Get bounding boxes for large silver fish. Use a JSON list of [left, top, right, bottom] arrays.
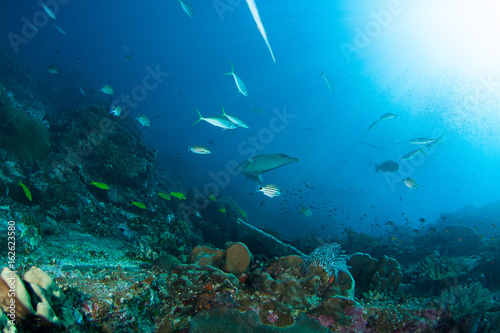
[[238, 153, 298, 183], [245, 0, 276, 63]]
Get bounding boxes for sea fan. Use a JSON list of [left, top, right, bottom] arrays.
[[302, 243, 351, 279]]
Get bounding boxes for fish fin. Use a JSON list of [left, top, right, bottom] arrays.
[[248, 157, 254, 165], [192, 108, 203, 126], [223, 62, 234, 75], [221, 107, 227, 116], [420, 148, 427, 156]]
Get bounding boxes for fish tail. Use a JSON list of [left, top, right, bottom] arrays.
[[223, 62, 234, 75], [319, 66, 324, 76], [420, 148, 427, 156], [192, 108, 203, 126], [221, 106, 227, 116]]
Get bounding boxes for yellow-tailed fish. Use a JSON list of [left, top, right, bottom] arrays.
[[18, 181, 32, 201], [100, 84, 114, 95], [137, 115, 150, 127], [47, 66, 58, 74], [259, 184, 281, 198], [188, 145, 211, 154], [245, 0, 276, 63], [90, 181, 110, 190], [158, 192, 170, 200], [401, 148, 426, 160], [403, 177, 419, 189], [170, 192, 186, 200], [223, 62, 247, 96], [131, 202, 147, 209], [221, 107, 248, 128], [178, 0, 194, 18], [192, 108, 238, 130], [41, 2, 56, 19], [368, 113, 398, 130], [319, 67, 334, 92]]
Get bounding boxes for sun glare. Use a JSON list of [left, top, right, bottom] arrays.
[[410, 0, 500, 75]]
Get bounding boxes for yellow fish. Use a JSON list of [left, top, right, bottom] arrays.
[[158, 192, 170, 200], [90, 181, 110, 190], [218, 208, 226, 214], [170, 192, 186, 200], [208, 194, 217, 201], [131, 202, 147, 209], [18, 181, 32, 201]]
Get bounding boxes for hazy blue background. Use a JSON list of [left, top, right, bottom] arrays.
[[2, 0, 500, 238]]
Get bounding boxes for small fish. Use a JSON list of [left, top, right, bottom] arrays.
[[109, 105, 122, 116], [385, 221, 394, 226], [54, 24, 66, 35], [398, 137, 442, 145], [401, 148, 426, 160], [188, 145, 211, 154], [252, 106, 265, 114], [41, 2, 56, 19], [158, 192, 170, 200], [224, 62, 247, 96], [131, 202, 147, 209], [18, 181, 32, 201], [259, 184, 281, 198], [419, 218, 426, 222], [100, 84, 114, 95], [121, 43, 133, 61], [368, 113, 398, 130], [47, 66, 58, 74], [78, 86, 86, 97], [299, 207, 312, 217], [178, 0, 194, 18], [90, 181, 110, 190], [137, 115, 150, 127], [192, 108, 238, 130], [221, 107, 248, 128], [170, 192, 186, 200], [403, 177, 419, 189], [208, 194, 217, 201], [319, 67, 334, 92], [218, 208, 226, 214]]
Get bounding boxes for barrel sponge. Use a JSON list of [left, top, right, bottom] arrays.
[[0, 106, 50, 160]]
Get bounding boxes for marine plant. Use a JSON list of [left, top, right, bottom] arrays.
[[302, 243, 352, 279]]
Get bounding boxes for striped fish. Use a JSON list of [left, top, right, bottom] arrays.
[[100, 84, 114, 95], [259, 184, 281, 198], [403, 177, 419, 189]]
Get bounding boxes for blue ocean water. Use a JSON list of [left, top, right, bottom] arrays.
[[2, 0, 500, 240]]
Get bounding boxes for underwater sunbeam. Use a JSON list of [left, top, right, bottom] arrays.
[[411, 0, 500, 75]]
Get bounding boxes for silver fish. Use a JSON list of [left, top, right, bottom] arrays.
[[179, 0, 194, 18], [368, 113, 398, 130], [47, 66, 58, 74], [398, 137, 442, 145], [401, 148, 426, 160], [259, 184, 281, 198], [54, 24, 66, 35], [224, 62, 247, 96], [41, 2, 56, 19], [193, 108, 238, 130], [221, 107, 248, 128], [319, 67, 334, 92]]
